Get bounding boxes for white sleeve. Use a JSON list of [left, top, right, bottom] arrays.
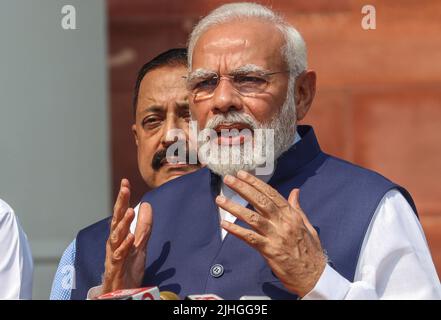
[[0, 199, 34, 299], [303, 189, 441, 300]]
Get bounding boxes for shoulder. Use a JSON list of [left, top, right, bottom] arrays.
[[0, 198, 20, 230], [321, 154, 395, 188], [0, 198, 14, 218], [319, 155, 417, 213], [0, 199, 32, 266], [74, 217, 110, 272], [375, 189, 419, 224], [77, 216, 111, 241]]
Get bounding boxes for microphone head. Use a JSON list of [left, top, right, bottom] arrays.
[[160, 291, 180, 300], [239, 295, 271, 300], [95, 287, 160, 300], [185, 294, 223, 300]]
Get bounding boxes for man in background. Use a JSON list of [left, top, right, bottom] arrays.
[[50, 48, 199, 299]]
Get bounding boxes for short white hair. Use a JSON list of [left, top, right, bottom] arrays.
[[187, 2, 307, 77]]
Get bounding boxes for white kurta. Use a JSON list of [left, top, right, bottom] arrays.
[[0, 199, 33, 299]]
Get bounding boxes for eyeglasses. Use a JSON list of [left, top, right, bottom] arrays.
[[185, 70, 290, 102]]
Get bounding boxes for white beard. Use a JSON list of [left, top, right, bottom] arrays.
[[198, 83, 297, 177]]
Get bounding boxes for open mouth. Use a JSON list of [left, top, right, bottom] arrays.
[[214, 123, 254, 145]]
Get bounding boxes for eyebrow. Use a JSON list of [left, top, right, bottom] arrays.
[[174, 100, 192, 120], [230, 64, 269, 74], [176, 101, 190, 111], [186, 69, 217, 82], [187, 64, 270, 81], [139, 100, 189, 114], [139, 105, 164, 115]]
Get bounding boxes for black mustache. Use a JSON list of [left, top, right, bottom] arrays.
[[151, 143, 196, 171], [152, 149, 168, 171]]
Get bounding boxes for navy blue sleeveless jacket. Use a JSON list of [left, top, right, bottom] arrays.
[[71, 126, 416, 300]]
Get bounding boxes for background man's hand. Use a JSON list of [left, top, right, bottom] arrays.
[[216, 170, 327, 298], [102, 179, 153, 294]]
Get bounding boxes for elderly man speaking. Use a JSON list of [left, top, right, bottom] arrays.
[[73, 3, 440, 299]]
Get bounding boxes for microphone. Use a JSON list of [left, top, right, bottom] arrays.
[[160, 291, 180, 300], [185, 294, 224, 300], [96, 287, 180, 300]]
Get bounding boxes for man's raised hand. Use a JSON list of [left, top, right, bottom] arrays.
[[102, 179, 153, 294]]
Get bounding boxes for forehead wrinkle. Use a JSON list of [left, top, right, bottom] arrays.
[[204, 37, 248, 52], [230, 64, 269, 74], [139, 88, 187, 109], [218, 44, 250, 73], [176, 100, 190, 109], [192, 19, 288, 69], [139, 105, 164, 115], [193, 35, 252, 71]]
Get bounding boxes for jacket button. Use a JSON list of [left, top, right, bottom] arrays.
[[210, 264, 224, 278]]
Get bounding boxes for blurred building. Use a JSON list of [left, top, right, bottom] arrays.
[[0, 0, 109, 298]]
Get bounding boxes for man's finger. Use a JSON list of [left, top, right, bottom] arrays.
[[288, 189, 318, 238], [112, 233, 135, 265], [287, 188, 301, 210], [109, 208, 135, 250], [215, 195, 274, 236], [236, 170, 288, 209], [134, 202, 153, 249], [220, 220, 267, 251], [111, 179, 131, 231], [223, 175, 278, 218]]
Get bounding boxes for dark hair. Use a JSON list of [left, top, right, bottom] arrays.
[[132, 48, 188, 116]]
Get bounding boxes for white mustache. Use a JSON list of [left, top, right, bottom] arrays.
[[205, 111, 258, 131]]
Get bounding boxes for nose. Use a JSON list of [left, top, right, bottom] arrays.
[[210, 77, 243, 115], [161, 115, 184, 148]]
